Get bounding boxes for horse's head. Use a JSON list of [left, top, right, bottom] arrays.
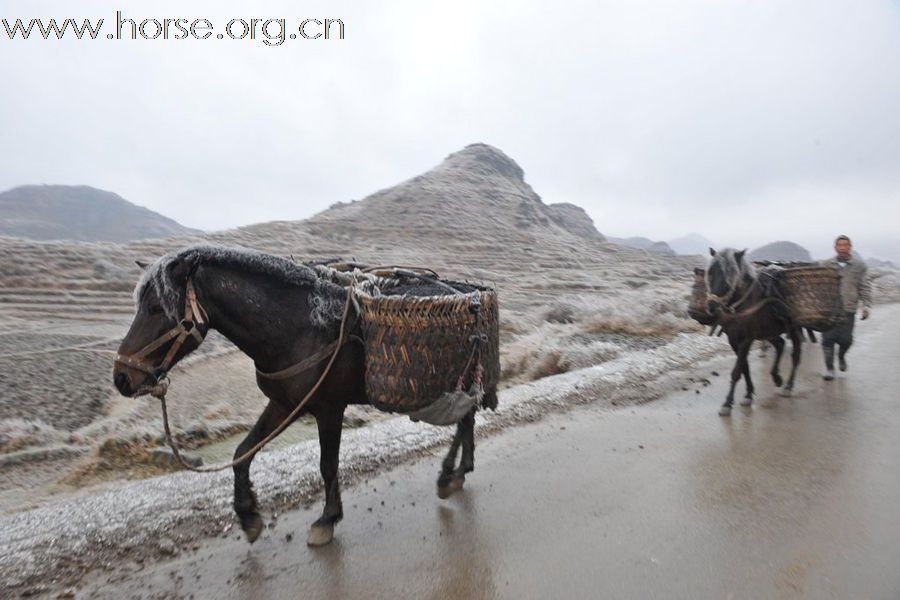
[[706, 247, 751, 313], [113, 255, 208, 397]]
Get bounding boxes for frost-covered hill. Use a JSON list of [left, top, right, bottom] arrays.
[[749, 240, 812, 262], [1, 144, 707, 449], [0, 185, 200, 243], [607, 236, 676, 256]]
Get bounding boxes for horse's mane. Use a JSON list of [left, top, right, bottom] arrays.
[[134, 245, 346, 329]]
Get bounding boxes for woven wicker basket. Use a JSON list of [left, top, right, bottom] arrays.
[[358, 282, 500, 413], [687, 268, 717, 326], [779, 266, 843, 330]]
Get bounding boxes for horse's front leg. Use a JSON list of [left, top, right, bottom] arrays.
[[307, 406, 345, 547], [769, 336, 785, 388], [721, 339, 750, 416], [234, 401, 290, 543], [739, 354, 755, 407], [782, 328, 802, 396]]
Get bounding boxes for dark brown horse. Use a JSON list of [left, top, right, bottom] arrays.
[[705, 248, 803, 416], [113, 246, 487, 546]]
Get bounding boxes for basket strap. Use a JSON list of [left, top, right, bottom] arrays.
[[255, 341, 340, 380]]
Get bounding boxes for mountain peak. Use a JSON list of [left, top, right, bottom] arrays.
[[440, 143, 525, 182], [308, 144, 607, 246], [545, 203, 605, 241]]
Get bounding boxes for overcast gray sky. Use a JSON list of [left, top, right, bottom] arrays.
[[3, 0, 899, 260]]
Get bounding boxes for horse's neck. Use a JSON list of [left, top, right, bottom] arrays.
[[734, 269, 759, 302], [195, 267, 323, 370]]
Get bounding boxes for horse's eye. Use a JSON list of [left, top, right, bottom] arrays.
[[148, 305, 164, 315]]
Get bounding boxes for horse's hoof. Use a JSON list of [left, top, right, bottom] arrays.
[[773, 375, 783, 387], [718, 405, 732, 417], [437, 475, 465, 499], [739, 397, 753, 407], [780, 388, 793, 398], [240, 513, 265, 544], [307, 524, 334, 547]]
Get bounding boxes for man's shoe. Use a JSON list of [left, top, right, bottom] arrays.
[[823, 368, 835, 381], [838, 356, 847, 372]]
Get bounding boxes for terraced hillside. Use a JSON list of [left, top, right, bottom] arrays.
[[2, 143, 897, 510]]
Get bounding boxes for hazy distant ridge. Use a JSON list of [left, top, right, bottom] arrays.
[[0, 185, 200, 243], [749, 240, 812, 262]]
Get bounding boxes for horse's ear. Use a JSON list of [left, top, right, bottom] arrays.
[[709, 247, 717, 257], [735, 249, 747, 262], [135, 260, 150, 270]]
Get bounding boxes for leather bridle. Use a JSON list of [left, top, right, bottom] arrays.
[[706, 268, 793, 324], [115, 280, 208, 387], [707, 278, 758, 314]]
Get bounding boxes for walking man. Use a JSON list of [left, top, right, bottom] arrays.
[[821, 235, 872, 380]]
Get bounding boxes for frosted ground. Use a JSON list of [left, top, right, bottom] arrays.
[[1, 333, 725, 592]]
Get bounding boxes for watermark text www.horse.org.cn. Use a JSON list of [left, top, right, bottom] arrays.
[[2, 11, 345, 46]]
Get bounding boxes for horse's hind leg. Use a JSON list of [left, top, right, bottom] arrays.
[[455, 408, 476, 479], [308, 407, 345, 547], [769, 336, 785, 388], [234, 401, 290, 543], [437, 423, 464, 499], [437, 408, 476, 499]]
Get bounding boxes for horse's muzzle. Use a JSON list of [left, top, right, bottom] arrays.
[[706, 294, 726, 315], [114, 371, 132, 396]]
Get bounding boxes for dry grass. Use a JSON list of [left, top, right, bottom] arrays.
[[501, 322, 623, 384], [497, 288, 706, 385], [62, 441, 168, 486], [542, 292, 704, 337], [582, 314, 696, 337], [557, 341, 621, 371], [0, 419, 68, 454], [60, 421, 253, 485], [531, 349, 566, 379]]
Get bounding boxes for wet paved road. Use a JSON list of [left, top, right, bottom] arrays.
[[84, 305, 900, 599]]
